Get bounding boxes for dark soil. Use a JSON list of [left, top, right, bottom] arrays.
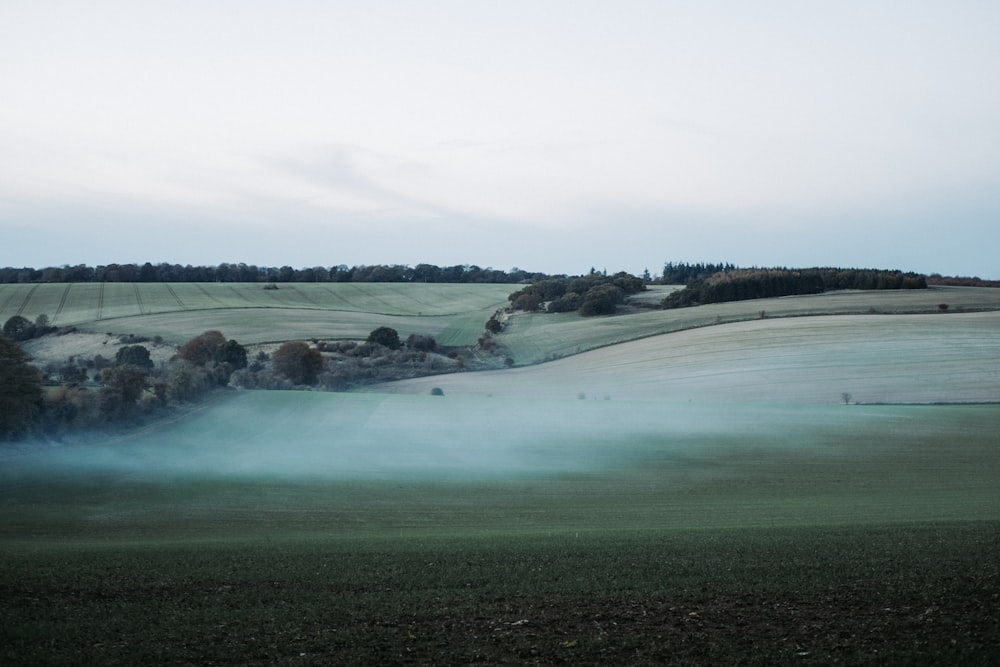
[[3, 524, 999, 665]]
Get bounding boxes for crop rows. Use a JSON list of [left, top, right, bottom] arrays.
[[0, 282, 511, 344]]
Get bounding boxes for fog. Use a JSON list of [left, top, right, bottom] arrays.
[[0, 392, 871, 483]]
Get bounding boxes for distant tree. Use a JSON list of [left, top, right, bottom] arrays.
[[3, 315, 35, 342], [406, 334, 437, 352], [273, 341, 324, 385], [579, 285, 624, 316], [99, 364, 149, 421], [178, 330, 227, 366], [367, 326, 401, 350], [215, 339, 248, 369], [511, 292, 543, 312], [0, 336, 44, 438], [115, 345, 154, 369], [42, 385, 99, 432], [165, 365, 207, 403], [547, 292, 582, 313]]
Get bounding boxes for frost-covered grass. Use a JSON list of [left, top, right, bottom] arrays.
[[389, 312, 1000, 404], [501, 285, 1000, 363]]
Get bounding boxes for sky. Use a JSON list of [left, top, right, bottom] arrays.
[[2, 1, 999, 278]]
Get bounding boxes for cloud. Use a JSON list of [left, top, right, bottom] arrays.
[[258, 143, 446, 221]]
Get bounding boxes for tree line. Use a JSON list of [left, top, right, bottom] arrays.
[[658, 261, 738, 285], [661, 268, 927, 309], [925, 274, 1000, 288], [0, 263, 547, 284]]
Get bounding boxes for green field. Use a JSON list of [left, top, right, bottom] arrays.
[[2, 392, 999, 663], [6, 281, 1000, 354], [3, 283, 1000, 663], [0, 282, 513, 345], [502, 285, 1000, 363], [4, 393, 999, 540], [385, 311, 1000, 404]]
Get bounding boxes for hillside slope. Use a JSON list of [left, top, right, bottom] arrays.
[[379, 312, 1000, 404]]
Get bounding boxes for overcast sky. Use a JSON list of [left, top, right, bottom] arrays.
[[2, 1, 998, 278]]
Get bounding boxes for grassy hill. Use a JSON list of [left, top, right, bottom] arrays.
[[0, 282, 513, 346], [502, 284, 1000, 364], [384, 311, 1000, 404], [7, 281, 1000, 366]]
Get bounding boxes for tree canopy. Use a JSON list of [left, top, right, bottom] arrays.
[[115, 345, 154, 369], [2, 315, 35, 342], [661, 268, 927, 309], [0, 262, 547, 285], [0, 336, 44, 439], [367, 327, 402, 350], [273, 341, 324, 385], [178, 331, 227, 366], [508, 271, 646, 316]]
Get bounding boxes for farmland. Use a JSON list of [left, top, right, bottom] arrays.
[[6, 280, 1000, 361], [503, 284, 1000, 364], [2, 392, 999, 664], [3, 282, 1000, 663], [0, 282, 513, 345], [385, 311, 1000, 404]]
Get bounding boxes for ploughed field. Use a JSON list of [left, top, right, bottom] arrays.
[[3, 283, 1000, 663]]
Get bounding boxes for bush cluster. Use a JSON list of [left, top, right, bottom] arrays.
[[508, 271, 646, 316], [1, 330, 251, 439]]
